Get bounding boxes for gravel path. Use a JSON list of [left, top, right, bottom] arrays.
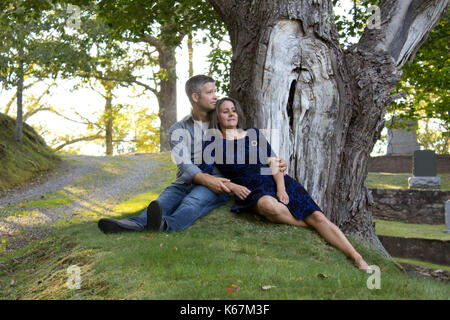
[[0, 154, 166, 253]]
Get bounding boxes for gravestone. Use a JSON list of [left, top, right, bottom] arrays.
[[444, 200, 450, 234], [386, 119, 420, 155], [408, 150, 441, 189]]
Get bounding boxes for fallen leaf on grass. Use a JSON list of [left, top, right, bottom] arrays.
[[317, 273, 328, 279], [10, 279, 15, 287], [226, 284, 240, 293], [160, 243, 164, 248], [140, 234, 155, 239], [259, 285, 276, 291]]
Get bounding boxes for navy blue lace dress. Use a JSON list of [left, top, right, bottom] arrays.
[[198, 128, 322, 220]]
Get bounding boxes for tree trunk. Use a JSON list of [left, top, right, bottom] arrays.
[[158, 44, 177, 152], [188, 32, 194, 77], [209, 0, 448, 255], [104, 86, 114, 156], [15, 46, 24, 143]]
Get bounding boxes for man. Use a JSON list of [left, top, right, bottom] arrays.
[[98, 75, 287, 234]]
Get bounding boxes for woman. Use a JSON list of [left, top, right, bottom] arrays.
[[199, 97, 372, 272]]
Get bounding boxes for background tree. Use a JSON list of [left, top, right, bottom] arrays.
[[209, 0, 448, 254], [0, 1, 58, 142], [93, 0, 225, 151], [0, 0, 97, 142], [334, 1, 449, 153], [389, 12, 449, 153]]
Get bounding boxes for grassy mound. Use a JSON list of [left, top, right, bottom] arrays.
[[1, 153, 448, 300], [0, 113, 60, 192], [1, 200, 449, 299], [1, 158, 449, 299]]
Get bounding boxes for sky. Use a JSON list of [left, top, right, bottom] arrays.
[[1, 1, 396, 156]]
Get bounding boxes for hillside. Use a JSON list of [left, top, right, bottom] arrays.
[[0, 152, 448, 300], [0, 113, 60, 192]]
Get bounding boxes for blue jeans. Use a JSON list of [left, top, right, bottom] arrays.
[[128, 183, 229, 231]]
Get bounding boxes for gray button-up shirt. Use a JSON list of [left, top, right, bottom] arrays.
[[170, 113, 223, 185]]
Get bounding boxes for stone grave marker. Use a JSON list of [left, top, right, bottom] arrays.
[[386, 119, 420, 155], [444, 200, 450, 234], [408, 150, 441, 189]]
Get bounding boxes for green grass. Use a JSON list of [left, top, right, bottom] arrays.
[[20, 198, 72, 208], [1, 205, 449, 299], [394, 257, 450, 272], [1, 154, 449, 299], [374, 219, 450, 241], [0, 113, 60, 192], [367, 172, 450, 190]]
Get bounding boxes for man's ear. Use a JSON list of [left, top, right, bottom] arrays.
[[191, 92, 200, 103]]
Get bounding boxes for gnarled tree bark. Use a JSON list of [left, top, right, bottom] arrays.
[[209, 0, 448, 255]]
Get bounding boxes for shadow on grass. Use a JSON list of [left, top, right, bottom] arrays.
[[2, 199, 450, 300]]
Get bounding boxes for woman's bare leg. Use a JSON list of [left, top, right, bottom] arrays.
[[254, 197, 369, 270], [304, 211, 370, 270], [255, 195, 309, 228]]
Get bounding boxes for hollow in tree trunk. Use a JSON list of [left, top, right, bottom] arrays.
[[209, 0, 448, 255]]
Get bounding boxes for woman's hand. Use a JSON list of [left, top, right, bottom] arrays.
[[230, 183, 251, 201], [277, 189, 289, 205], [268, 157, 287, 176]]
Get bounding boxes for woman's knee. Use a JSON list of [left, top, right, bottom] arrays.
[[306, 211, 329, 225], [256, 196, 280, 219]]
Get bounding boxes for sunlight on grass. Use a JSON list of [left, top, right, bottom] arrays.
[[113, 191, 160, 215], [394, 257, 450, 272], [374, 219, 450, 241], [21, 198, 71, 208], [367, 172, 450, 190], [2, 153, 449, 300]]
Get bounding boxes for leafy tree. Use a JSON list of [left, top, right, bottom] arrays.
[[388, 12, 449, 153], [332, 0, 449, 153], [0, 0, 93, 142], [92, 0, 225, 151]]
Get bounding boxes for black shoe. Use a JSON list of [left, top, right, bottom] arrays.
[[146, 201, 165, 231], [98, 218, 130, 234]]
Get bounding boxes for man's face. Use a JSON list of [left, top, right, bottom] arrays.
[[194, 82, 217, 112]]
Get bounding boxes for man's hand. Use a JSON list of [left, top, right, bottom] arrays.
[[194, 172, 232, 194], [207, 177, 232, 194]]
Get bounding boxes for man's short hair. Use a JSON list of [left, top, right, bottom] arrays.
[[185, 75, 215, 104]]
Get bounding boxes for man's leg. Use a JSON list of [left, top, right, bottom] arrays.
[[164, 185, 229, 231], [98, 183, 188, 233], [127, 183, 190, 228]]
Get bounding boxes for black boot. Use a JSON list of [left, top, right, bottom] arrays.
[[145, 201, 166, 231]]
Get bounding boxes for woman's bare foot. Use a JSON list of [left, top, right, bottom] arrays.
[[354, 254, 371, 271]]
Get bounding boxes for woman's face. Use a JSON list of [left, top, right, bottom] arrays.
[[218, 100, 238, 130]]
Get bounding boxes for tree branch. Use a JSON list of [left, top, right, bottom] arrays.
[[208, 0, 234, 24], [357, 0, 448, 68], [3, 79, 42, 115], [54, 133, 104, 151], [94, 75, 159, 97]]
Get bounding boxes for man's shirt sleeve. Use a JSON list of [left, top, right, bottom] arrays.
[[169, 124, 201, 183]]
